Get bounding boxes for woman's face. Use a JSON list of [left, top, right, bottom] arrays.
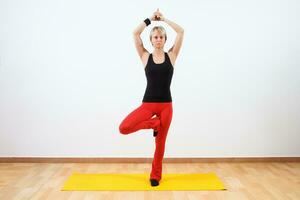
[[151, 30, 166, 48]]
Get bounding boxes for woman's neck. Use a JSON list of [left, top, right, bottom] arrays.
[[152, 48, 164, 55]]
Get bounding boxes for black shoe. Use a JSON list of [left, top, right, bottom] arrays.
[[150, 179, 159, 186], [153, 130, 158, 137]]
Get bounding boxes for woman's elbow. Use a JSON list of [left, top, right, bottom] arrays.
[[133, 30, 141, 36]]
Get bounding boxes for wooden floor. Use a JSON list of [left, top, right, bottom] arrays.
[[0, 162, 299, 200]]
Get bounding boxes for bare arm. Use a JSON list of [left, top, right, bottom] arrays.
[[164, 18, 184, 57], [133, 10, 161, 61], [133, 21, 149, 59]]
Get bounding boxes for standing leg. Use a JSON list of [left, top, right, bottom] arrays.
[[119, 103, 160, 135], [150, 103, 173, 181]]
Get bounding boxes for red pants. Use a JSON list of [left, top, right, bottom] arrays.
[[119, 102, 173, 181]]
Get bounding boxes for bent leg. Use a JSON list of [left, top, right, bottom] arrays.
[[119, 104, 160, 135]]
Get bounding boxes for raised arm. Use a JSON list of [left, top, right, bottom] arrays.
[[133, 12, 161, 65], [155, 10, 184, 59], [133, 21, 149, 59], [165, 18, 184, 57]]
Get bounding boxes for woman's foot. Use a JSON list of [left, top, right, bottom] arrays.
[[151, 117, 161, 137], [150, 179, 159, 186], [153, 129, 158, 137]]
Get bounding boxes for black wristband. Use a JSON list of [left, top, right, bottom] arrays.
[[144, 18, 151, 26]]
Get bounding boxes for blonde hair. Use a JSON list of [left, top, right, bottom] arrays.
[[149, 26, 167, 41]]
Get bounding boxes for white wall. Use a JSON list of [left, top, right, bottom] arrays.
[[0, 0, 299, 157]]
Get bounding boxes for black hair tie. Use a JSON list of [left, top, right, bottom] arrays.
[[144, 18, 151, 26]]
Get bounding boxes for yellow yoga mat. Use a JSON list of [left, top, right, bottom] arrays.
[[61, 172, 226, 191]]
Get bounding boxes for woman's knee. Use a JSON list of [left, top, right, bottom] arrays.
[[119, 123, 130, 134]]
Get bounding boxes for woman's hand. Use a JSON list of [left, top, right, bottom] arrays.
[[150, 8, 165, 21]]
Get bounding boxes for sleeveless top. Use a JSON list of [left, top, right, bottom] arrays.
[[142, 52, 174, 102]]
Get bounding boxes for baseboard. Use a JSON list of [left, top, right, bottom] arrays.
[[0, 157, 299, 163]]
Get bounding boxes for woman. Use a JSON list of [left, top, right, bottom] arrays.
[[119, 9, 184, 187]]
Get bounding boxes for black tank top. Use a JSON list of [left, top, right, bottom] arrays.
[[142, 52, 174, 102]]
